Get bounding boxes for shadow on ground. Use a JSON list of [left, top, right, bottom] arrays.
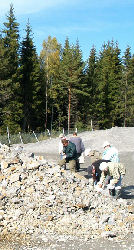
[[122, 185, 134, 199]]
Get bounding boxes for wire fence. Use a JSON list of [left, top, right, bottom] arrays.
[[0, 127, 89, 146], [0, 130, 55, 145]]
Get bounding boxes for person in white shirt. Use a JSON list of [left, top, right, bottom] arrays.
[[102, 141, 119, 163], [59, 133, 66, 159]]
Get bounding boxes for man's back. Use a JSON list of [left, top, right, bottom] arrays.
[[69, 136, 85, 154]]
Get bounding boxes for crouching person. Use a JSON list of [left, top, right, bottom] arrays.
[[90, 159, 111, 186], [58, 139, 77, 173], [98, 162, 126, 198], [86, 149, 110, 186]]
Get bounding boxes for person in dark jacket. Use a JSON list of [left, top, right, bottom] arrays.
[[85, 149, 111, 185], [58, 139, 77, 172], [88, 159, 111, 185], [69, 132, 85, 171]]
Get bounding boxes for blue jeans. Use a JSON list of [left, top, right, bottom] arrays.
[[115, 176, 123, 188]]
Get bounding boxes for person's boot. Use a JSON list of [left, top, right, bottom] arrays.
[[76, 159, 80, 172], [109, 188, 115, 197], [62, 164, 66, 170]]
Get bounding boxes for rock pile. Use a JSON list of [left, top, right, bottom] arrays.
[[0, 144, 133, 242]]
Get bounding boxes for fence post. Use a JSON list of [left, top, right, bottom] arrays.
[[91, 119, 93, 131], [19, 132, 23, 144], [33, 131, 39, 142], [7, 127, 11, 146], [47, 129, 51, 139]]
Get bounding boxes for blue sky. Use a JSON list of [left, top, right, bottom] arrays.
[[0, 0, 134, 61]]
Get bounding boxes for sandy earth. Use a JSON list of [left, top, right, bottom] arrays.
[[3, 127, 134, 250]]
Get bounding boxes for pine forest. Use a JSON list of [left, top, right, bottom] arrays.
[[0, 4, 134, 135]]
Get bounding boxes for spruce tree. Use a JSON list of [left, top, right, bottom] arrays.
[[19, 20, 41, 131], [1, 4, 21, 133], [84, 46, 98, 129], [128, 56, 134, 126], [96, 40, 122, 128], [71, 39, 86, 129], [0, 35, 10, 132], [122, 47, 134, 126]]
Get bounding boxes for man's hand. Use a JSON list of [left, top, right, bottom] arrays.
[[62, 154, 66, 159], [98, 183, 102, 188]]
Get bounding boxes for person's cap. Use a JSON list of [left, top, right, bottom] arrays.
[[59, 133, 64, 138], [62, 136, 66, 140], [99, 162, 108, 171], [103, 141, 110, 148]]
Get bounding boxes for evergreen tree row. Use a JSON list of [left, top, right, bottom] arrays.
[[0, 4, 134, 134]]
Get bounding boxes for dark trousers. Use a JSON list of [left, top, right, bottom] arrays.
[[76, 153, 81, 171]]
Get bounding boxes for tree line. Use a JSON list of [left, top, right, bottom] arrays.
[[0, 4, 134, 134]]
